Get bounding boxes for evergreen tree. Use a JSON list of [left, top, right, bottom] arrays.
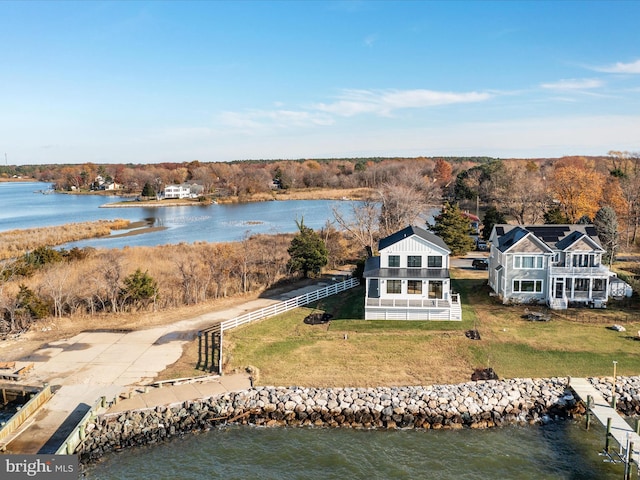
[[428, 202, 475, 255], [593, 206, 619, 266], [121, 269, 158, 309], [287, 218, 328, 278], [481, 206, 506, 241], [543, 205, 570, 224], [141, 182, 156, 198], [16, 284, 50, 320]]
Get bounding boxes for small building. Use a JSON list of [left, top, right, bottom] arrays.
[[488, 224, 627, 309], [363, 225, 462, 320]]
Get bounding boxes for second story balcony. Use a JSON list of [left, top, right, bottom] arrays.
[[549, 264, 610, 277]]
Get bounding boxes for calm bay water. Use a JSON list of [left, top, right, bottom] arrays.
[[0, 182, 353, 248], [1, 182, 623, 478], [83, 423, 622, 479]]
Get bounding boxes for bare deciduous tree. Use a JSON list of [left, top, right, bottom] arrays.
[[40, 266, 71, 318], [491, 162, 548, 224], [332, 200, 380, 254]]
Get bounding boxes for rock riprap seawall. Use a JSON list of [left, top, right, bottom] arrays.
[[589, 376, 640, 416], [80, 377, 584, 461]]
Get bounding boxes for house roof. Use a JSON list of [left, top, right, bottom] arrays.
[[378, 225, 450, 252], [492, 224, 604, 252]]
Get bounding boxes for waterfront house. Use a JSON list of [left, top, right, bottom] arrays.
[[488, 224, 626, 309], [163, 183, 204, 199], [363, 225, 462, 320]]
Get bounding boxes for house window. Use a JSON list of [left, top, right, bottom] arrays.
[[572, 254, 595, 267], [407, 256, 422, 268], [386, 280, 402, 294], [513, 280, 543, 293], [388, 255, 400, 267], [428, 280, 443, 299], [427, 256, 442, 268], [407, 280, 422, 294], [514, 255, 543, 269]]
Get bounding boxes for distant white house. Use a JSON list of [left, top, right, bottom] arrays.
[[362, 225, 462, 321], [163, 183, 204, 199]]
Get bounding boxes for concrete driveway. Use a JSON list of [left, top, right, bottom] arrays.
[[6, 280, 332, 453]]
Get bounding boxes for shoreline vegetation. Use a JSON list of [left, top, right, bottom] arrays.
[[101, 186, 376, 207], [0, 219, 132, 261]]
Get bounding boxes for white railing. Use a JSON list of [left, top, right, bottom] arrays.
[[219, 277, 360, 333], [365, 293, 459, 310], [550, 265, 610, 277]]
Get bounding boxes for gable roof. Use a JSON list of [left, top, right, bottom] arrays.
[[378, 225, 450, 252], [492, 224, 604, 252]]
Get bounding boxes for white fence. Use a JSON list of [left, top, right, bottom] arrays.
[[219, 277, 360, 333]]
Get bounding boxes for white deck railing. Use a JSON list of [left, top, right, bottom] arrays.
[[365, 292, 460, 310], [549, 265, 610, 277]]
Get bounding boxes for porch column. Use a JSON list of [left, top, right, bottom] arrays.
[[570, 277, 575, 300], [588, 278, 593, 301]]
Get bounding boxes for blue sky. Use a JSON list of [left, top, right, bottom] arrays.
[[2, 1, 640, 165]]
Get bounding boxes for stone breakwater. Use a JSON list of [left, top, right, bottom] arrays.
[[80, 377, 582, 461], [589, 376, 640, 416]]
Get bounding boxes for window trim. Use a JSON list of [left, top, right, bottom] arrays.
[[428, 280, 443, 299], [407, 255, 422, 268], [386, 279, 402, 294], [427, 255, 443, 268], [513, 255, 544, 270], [512, 279, 543, 293], [407, 280, 422, 295]]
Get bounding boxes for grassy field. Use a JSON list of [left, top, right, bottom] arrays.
[[213, 265, 640, 387]]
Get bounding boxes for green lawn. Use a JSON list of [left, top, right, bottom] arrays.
[[224, 274, 640, 387]]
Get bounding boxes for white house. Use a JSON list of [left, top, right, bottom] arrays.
[[363, 225, 462, 320], [163, 183, 204, 199], [488, 224, 628, 309]]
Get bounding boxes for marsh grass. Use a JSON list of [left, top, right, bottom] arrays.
[[0, 219, 130, 260]]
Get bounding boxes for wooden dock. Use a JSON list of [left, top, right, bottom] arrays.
[[570, 377, 640, 463]]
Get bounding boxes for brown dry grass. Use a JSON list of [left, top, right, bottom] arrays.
[[0, 220, 130, 260]]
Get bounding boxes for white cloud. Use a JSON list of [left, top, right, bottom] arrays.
[[218, 109, 334, 130], [314, 88, 492, 117], [540, 78, 603, 90], [215, 88, 492, 131], [595, 59, 640, 74]]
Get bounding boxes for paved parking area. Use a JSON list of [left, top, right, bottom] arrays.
[[6, 281, 331, 453]]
